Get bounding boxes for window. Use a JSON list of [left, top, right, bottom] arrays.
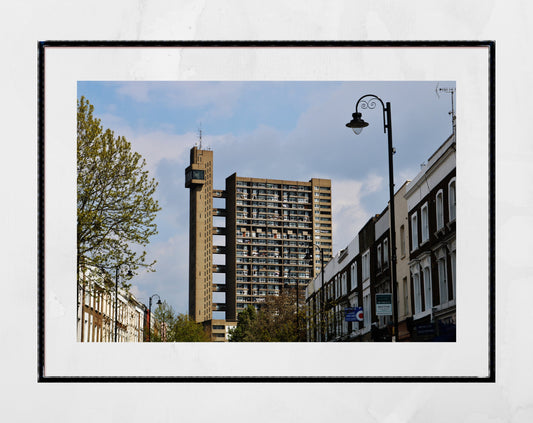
[[350, 262, 357, 290], [421, 203, 429, 243], [412, 271, 422, 314], [449, 178, 456, 222], [383, 238, 389, 266], [423, 266, 432, 310], [362, 250, 370, 281], [450, 241, 456, 301], [377, 244, 382, 269], [342, 272, 348, 294], [436, 190, 444, 230], [400, 225, 406, 257], [438, 257, 448, 305], [411, 213, 419, 251], [403, 277, 409, 315]]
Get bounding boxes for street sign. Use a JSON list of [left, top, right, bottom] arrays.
[[345, 307, 364, 322], [375, 293, 392, 316]]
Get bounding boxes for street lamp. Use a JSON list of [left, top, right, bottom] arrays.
[[305, 244, 325, 341], [148, 294, 162, 342], [346, 94, 399, 342], [114, 264, 133, 342]]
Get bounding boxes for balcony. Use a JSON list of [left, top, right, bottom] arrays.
[[213, 264, 227, 273], [213, 227, 227, 235], [212, 303, 227, 312], [213, 284, 227, 292]]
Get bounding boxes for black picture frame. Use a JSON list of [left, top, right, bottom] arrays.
[[38, 40, 495, 383]]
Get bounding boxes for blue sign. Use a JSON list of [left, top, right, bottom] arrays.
[[345, 307, 364, 322]]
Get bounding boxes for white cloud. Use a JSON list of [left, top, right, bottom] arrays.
[[331, 175, 382, 252], [115, 81, 245, 120], [116, 84, 152, 102], [167, 82, 245, 120], [398, 167, 418, 185], [133, 131, 193, 171], [363, 173, 384, 194], [129, 285, 142, 300], [130, 232, 190, 312], [95, 111, 208, 178]]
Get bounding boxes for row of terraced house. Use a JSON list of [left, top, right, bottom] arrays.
[[306, 133, 456, 342], [77, 266, 161, 342]]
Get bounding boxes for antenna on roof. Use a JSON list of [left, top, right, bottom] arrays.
[[198, 124, 203, 150], [436, 83, 456, 136]]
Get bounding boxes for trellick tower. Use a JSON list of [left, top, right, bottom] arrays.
[[186, 145, 333, 341]]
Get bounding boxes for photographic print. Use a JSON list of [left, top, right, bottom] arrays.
[[76, 80, 456, 344], [39, 42, 493, 380]]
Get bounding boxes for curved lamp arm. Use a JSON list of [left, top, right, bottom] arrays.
[[346, 94, 389, 134]]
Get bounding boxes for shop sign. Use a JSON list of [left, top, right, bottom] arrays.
[[376, 293, 392, 316]]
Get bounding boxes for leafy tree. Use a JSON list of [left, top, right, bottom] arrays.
[[150, 301, 176, 342], [168, 314, 210, 342], [228, 305, 257, 342], [229, 290, 307, 342], [77, 96, 161, 288], [149, 301, 209, 342]]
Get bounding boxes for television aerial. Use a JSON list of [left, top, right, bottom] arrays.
[[435, 82, 456, 136]]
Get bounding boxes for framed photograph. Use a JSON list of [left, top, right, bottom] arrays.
[[38, 41, 494, 381]]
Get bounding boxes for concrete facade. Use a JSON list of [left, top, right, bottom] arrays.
[[186, 146, 332, 340]]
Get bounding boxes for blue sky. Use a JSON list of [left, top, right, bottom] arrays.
[[78, 81, 455, 316]]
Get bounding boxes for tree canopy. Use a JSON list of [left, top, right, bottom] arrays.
[[168, 314, 210, 342], [227, 305, 258, 342], [150, 301, 209, 342], [77, 96, 161, 286], [229, 290, 306, 342]]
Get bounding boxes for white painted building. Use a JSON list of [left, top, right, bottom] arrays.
[[405, 134, 456, 341], [77, 266, 147, 342]]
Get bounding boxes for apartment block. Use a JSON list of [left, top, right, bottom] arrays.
[[185, 146, 332, 340]]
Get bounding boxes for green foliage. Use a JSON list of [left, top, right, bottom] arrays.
[[149, 301, 209, 342], [149, 301, 174, 342], [229, 290, 307, 342], [168, 314, 210, 342], [77, 96, 161, 287], [228, 305, 257, 342]]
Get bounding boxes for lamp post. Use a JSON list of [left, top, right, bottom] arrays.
[[114, 264, 133, 342], [305, 243, 325, 341], [346, 94, 399, 342], [148, 294, 162, 342]]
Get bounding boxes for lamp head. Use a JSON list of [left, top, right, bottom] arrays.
[[346, 112, 369, 135]]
